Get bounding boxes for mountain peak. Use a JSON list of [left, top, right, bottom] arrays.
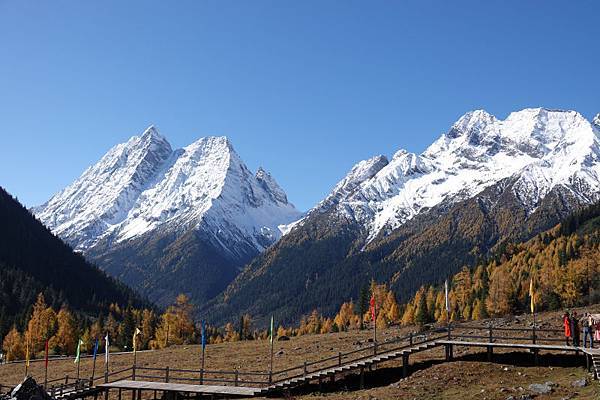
[[449, 109, 497, 138], [256, 167, 289, 204], [593, 113, 600, 129]]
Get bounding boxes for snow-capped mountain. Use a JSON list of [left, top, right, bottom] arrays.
[[35, 126, 301, 254], [205, 108, 600, 325], [297, 108, 600, 244], [34, 127, 301, 306]]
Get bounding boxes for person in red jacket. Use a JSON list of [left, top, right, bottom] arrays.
[[563, 312, 572, 346]]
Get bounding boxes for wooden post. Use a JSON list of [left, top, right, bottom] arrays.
[[338, 352, 342, 367], [409, 332, 413, 346], [445, 344, 450, 361], [104, 370, 109, 384], [165, 366, 170, 383], [488, 326, 493, 343], [303, 361, 307, 377], [318, 375, 322, 392], [586, 354, 591, 372], [532, 313, 537, 345], [449, 344, 454, 360], [104, 388, 109, 400], [200, 342, 205, 385], [234, 370, 239, 386], [402, 354, 409, 378], [118, 388, 122, 400], [359, 366, 364, 389], [132, 364, 136, 381], [487, 346, 493, 362]]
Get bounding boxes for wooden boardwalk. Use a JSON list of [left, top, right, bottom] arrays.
[[98, 380, 262, 397], [3, 321, 599, 399]]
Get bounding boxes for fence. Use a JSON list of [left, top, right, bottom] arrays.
[[0, 318, 584, 393]]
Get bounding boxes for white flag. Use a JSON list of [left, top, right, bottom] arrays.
[[444, 279, 450, 313], [105, 333, 110, 366]]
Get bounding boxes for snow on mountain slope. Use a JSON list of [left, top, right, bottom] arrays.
[[297, 108, 600, 244], [34, 126, 173, 249], [35, 128, 301, 255]]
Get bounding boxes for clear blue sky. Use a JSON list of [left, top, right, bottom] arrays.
[[1, 1, 598, 211]]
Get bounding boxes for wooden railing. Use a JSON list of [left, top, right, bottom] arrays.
[[270, 329, 448, 384], [0, 318, 581, 392]]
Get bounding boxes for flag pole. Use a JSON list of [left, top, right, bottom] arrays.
[[44, 339, 49, 388], [91, 339, 98, 384], [104, 333, 110, 383], [200, 321, 206, 384], [269, 316, 274, 383], [24, 334, 29, 377]]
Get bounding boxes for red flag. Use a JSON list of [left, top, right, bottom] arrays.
[[369, 294, 376, 322], [45, 340, 49, 368]]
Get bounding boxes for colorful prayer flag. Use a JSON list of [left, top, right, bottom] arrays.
[[104, 333, 110, 366], [369, 293, 376, 322], [25, 335, 30, 368], [92, 338, 99, 361], [74, 338, 84, 364], [445, 279, 450, 313], [133, 328, 141, 352], [529, 277, 535, 314]]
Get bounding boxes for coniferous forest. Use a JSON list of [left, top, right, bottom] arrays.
[[2, 177, 599, 363], [0, 186, 145, 339]]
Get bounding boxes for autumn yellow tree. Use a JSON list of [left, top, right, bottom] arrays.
[[2, 326, 25, 361], [26, 293, 58, 355], [153, 294, 195, 347], [51, 306, 78, 355]]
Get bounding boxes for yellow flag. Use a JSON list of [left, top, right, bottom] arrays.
[[25, 335, 30, 367], [529, 278, 535, 313], [133, 328, 141, 352]]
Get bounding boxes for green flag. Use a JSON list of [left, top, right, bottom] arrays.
[[74, 338, 84, 364], [269, 316, 274, 344]]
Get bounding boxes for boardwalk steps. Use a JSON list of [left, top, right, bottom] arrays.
[[262, 341, 441, 393], [589, 351, 600, 380], [7, 321, 600, 399]]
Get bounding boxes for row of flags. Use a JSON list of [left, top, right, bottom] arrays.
[[25, 279, 537, 378]]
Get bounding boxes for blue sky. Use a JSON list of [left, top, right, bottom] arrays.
[[1, 1, 598, 211]]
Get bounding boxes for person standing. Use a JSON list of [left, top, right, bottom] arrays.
[[563, 312, 572, 346], [594, 317, 600, 349], [581, 313, 593, 348], [571, 311, 580, 347]]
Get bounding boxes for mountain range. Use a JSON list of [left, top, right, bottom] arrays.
[[34, 108, 600, 324], [205, 108, 600, 324], [34, 128, 301, 306]]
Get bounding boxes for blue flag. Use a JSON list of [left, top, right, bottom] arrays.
[[92, 338, 99, 360], [201, 320, 207, 350]]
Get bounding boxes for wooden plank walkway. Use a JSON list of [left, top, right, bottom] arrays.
[[98, 380, 263, 397], [437, 340, 587, 352]]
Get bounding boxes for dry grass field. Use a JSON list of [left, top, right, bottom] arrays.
[[1, 306, 599, 399]]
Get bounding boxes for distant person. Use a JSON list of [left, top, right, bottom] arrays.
[[563, 312, 572, 346], [571, 311, 580, 347], [594, 314, 600, 343], [581, 312, 594, 348]]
